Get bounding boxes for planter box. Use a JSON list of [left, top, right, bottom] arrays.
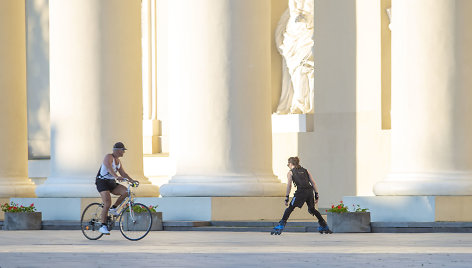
[[327, 212, 371, 233], [150, 212, 163, 231], [3, 212, 42, 230], [121, 212, 163, 231]]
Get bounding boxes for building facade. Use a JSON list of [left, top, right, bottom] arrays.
[[1, 0, 472, 222]]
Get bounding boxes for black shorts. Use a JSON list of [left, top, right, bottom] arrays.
[[289, 188, 314, 208], [95, 178, 119, 192]]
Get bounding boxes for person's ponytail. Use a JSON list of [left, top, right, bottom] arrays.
[[288, 156, 301, 169]]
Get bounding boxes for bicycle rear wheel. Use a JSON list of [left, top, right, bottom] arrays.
[[81, 202, 104, 240], [119, 202, 153, 241]]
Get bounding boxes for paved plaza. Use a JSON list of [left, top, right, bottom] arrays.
[[0, 230, 472, 267]]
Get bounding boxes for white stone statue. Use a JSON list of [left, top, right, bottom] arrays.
[[275, 0, 314, 114]]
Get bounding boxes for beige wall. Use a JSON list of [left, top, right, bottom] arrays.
[[306, 0, 357, 208]]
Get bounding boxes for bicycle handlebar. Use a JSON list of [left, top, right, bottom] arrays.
[[121, 178, 139, 187]]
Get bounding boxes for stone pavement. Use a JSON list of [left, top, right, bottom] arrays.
[[1, 231, 472, 267]]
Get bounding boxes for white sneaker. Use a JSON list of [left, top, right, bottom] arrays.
[[109, 207, 119, 216], [99, 225, 110, 235]]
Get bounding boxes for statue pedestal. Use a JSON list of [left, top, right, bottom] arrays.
[[271, 114, 313, 133]]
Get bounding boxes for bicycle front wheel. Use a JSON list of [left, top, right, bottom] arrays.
[[81, 202, 104, 240], [119, 202, 153, 241]]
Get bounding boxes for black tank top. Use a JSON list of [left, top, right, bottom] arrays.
[[291, 167, 312, 189]]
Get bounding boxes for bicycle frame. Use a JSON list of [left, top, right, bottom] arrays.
[[107, 179, 138, 229]]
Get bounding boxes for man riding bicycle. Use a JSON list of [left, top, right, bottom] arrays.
[[95, 142, 139, 234]]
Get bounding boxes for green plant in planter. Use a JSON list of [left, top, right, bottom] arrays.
[[1, 202, 36, 213], [352, 204, 369, 212], [326, 201, 349, 213], [326, 201, 368, 213], [126, 204, 158, 213], [148, 205, 158, 213]]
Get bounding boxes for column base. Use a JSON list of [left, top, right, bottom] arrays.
[[36, 176, 159, 197], [374, 172, 472, 195], [0, 178, 36, 197], [344, 195, 472, 222], [160, 175, 286, 197]]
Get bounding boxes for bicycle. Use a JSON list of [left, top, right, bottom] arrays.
[[80, 179, 153, 241]]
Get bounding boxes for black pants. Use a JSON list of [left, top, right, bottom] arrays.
[[281, 189, 326, 227]]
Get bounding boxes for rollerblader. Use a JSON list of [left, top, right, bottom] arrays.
[[271, 156, 332, 235]]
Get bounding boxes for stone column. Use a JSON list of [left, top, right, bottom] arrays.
[[160, 0, 285, 196], [0, 1, 36, 197], [374, 0, 472, 195], [36, 0, 159, 197]]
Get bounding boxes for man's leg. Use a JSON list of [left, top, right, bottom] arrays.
[[99, 191, 111, 224], [111, 184, 128, 207]]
